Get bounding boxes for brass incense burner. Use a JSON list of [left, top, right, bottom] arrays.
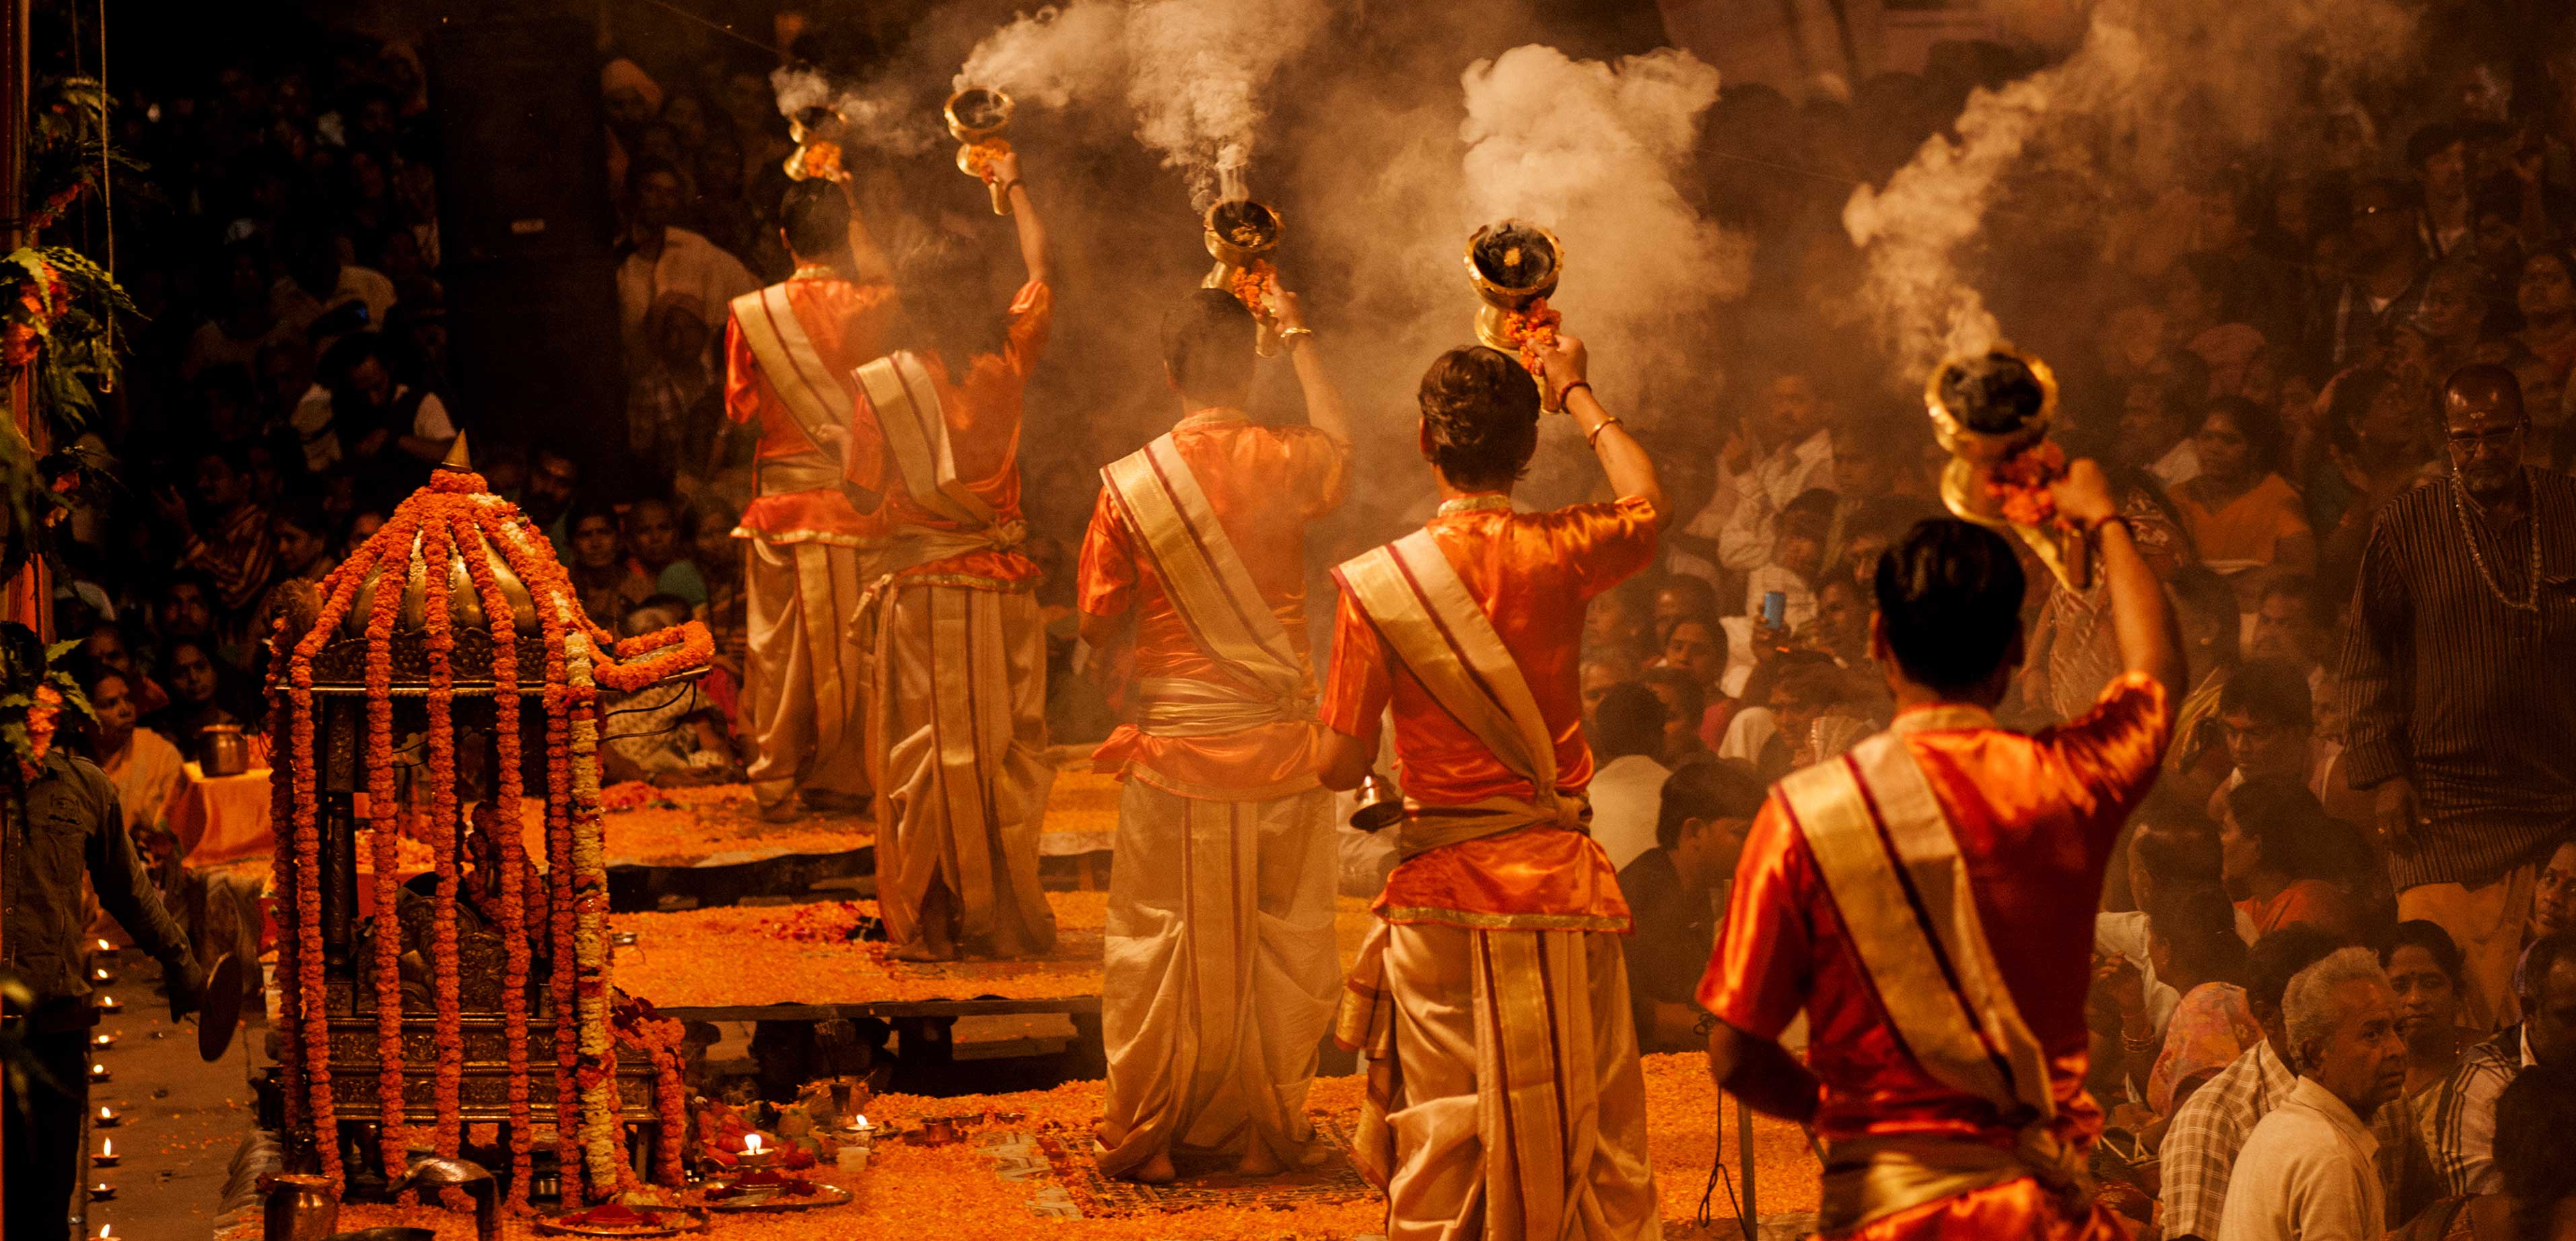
[[944, 87, 1015, 215], [1202, 197, 1286, 356], [1925, 345, 2091, 591], [783, 106, 850, 185], [1465, 220, 1566, 410]]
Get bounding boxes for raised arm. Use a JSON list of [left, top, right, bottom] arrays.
[[2051, 459, 2184, 697], [1534, 335, 1665, 526], [837, 178, 895, 286], [989, 149, 1049, 287], [1269, 290, 1351, 446]]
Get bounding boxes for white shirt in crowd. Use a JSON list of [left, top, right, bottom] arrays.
[[1587, 753, 1672, 871], [2215, 1076, 2386, 1241], [289, 383, 455, 474], [1671, 428, 1834, 584], [616, 226, 757, 372], [2151, 437, 2202, 491], [1712, 428, 1836, 572]]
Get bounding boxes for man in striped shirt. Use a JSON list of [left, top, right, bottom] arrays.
[[2421, 929, 2576, 1195], [2339, 364, 2576, 1032]]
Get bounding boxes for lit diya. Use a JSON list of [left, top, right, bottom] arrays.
[[88, 1182, 114, 1201], [94, 993, 120, 1015], [697, 1133, 852, 1211], [94, 1137, 118, 1167], [90, 967, 113, 984], [91, 1032, 116, 1050], [95, 1104, 120, 1127], [88, 1062, 110, 1083]]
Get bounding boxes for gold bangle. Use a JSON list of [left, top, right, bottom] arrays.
[[1585, 415, 1624, 448]]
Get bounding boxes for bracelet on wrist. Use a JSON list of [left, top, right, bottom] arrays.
[[1585, 414, 1624, 448], [1560, 380, 1594, 403]]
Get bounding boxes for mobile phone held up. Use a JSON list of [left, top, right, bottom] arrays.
[[1762, 590, 1787, 631]]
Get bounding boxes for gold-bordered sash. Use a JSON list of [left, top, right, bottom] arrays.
[[1101, 434, 1307, 714], [856, 350, 998, 531], [730, 285, 854, 470], [1777, 730, 2056, 1120], [1335, 529, 1584, 856]]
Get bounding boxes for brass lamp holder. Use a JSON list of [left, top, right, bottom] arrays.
[[1925, 345, 2092, 592], [1202, 198, 1286, 357], [945, 87, 1016, 216], [1465, 220, 1566, 411]]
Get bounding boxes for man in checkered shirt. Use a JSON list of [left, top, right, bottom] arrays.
[[2159, 926, 2433, 1239]]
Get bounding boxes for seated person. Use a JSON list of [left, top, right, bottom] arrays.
[[84, 668, 185, 838], [2171, 396, 2315, 605], [623, 496, 709, 611], [146, 637, 243, 766], [1741, 487, 1836, 638], [2222, 774, 2367, 943], [566, 500, 653, 629], [1640, 666, 1710, 768], [1617, 758, 1766, 1053], [2095, 803, 2224, 1073], [1657, 618, 1738, 750]]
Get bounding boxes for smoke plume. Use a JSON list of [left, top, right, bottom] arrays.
[[955, 0, 1327, 207], [1844, 0, 2416, 384], [1459, 46, 1745, 369], [770, 65, 940, 157]]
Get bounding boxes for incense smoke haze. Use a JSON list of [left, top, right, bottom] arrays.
[[1844, 0, 2418, 384], [771, 65, 939, 157], [724, 0, 1747, 506], [956, 0, 1328, 207]]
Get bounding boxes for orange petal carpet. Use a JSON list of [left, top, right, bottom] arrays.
[[254, 1054, 1817, 1240]]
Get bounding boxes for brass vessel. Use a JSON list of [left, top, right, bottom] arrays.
[[1924, 345, 2091, 591], [944, 87, 1016, 216], [1202, 198, 1286, 357], [784, 106, 850, 185], [1464, 220, 1565, 409]]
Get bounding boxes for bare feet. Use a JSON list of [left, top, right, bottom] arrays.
[[1235, 1143, 1284, 1178], [1126, 1151, 1176, 1184], [757, 800, 800, 824]]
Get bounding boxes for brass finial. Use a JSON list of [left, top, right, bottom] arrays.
[[438, 430, 473, 473]]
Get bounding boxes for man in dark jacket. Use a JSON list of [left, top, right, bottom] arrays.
[[5, 744, 201, 1241]]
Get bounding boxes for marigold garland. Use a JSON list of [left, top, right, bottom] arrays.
[[1502, 296, 1562, 377], [421, 518, 466, 1162], [365, 512, 414, 1186], [461, 524, 538, 1211], [265, 661, 305, 1140], [269, 467, 709, 1203], [1225, 259, 1276, 319]]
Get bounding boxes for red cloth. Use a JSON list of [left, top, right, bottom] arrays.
[[1319, 495, 1660, 928], [1698, 673, 2171, 1152], [862, 279, 1051, 588], [1076, 410, 1349, 797], [2235, 877, 2361, 941], [1840, 1178, 2134, 1241], [722, 276, 899, 543]]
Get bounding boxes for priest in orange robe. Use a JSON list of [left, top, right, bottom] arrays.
[[855, 149, 1057, 961], [1699, 465, 2183, 1241], [723, 178, 898, 821], [1078, 286, 1354, 1182], [1317, 337, 1666, 1239]]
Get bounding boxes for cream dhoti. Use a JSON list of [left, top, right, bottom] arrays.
[[1341, 918, 1659, 1240], [867, 577, 1056, 958], [1096, 778, 1337, 1172], [740, 531, 872, 809]]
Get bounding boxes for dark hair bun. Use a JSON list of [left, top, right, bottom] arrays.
[[1418, 347, 1540, 490]]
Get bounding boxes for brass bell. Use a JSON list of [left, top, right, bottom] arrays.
[[1349, 771, 1404, 833]]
